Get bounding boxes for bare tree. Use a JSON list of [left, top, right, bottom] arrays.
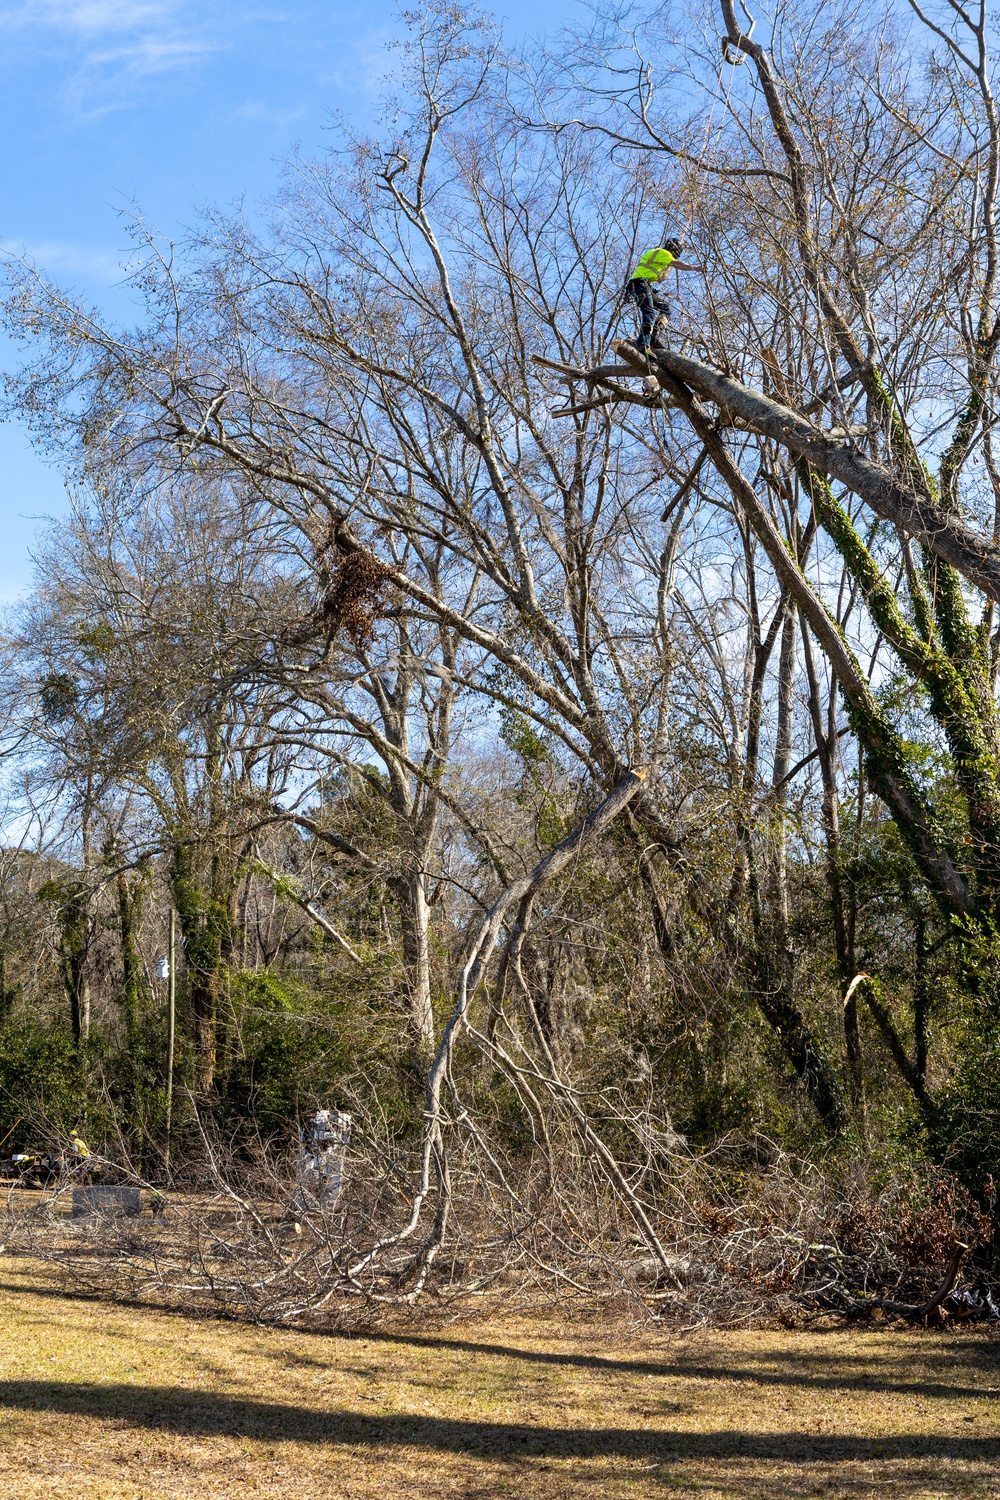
[[3, 479, 302, 1087], [10, 0, 998, 1139]]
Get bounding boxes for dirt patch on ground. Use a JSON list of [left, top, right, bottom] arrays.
[[0, 1256, 999, 1497]]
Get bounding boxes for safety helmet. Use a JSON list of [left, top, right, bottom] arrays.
[[662, 237, 684, 257]]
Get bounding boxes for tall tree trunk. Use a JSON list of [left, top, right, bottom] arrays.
[[394, 863, 435, 1055], [0, 953, 14, 1023], [172, 840, 232, 1095], [374, 624, 455, 1060], [772, 600, 796, 927], [749, 955, 847, 1133], [915, 915, 930, 1088], [801, 619, 864, 1117], [116, 868, 146, 1050], [70, 795, 95, 1044], [48, 878, 91, 1048], [735, 581, 845, 1134]]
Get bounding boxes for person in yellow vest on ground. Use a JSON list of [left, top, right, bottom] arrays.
[[68, 1129, 92, 1181], [625, 237, 703, 355], [68, 1129, 89, 1159]]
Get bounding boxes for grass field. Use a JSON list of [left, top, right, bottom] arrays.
[[1, 1257, 999, 1498]]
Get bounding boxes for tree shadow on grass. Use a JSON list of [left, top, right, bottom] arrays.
[[3, 1276, 998, 1405], [1, 1379, 999, 1470], [360, 1329, 1000, 1404]]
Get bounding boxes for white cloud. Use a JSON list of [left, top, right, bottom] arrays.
[[0, 0, 219, 114], [9, 238, 130, 280], [0, 0, 173, 34], [63, 33, 216, 116], [314, 23, 398, 103], [229, 96, 307, 128], [89, 33, 213, 75]]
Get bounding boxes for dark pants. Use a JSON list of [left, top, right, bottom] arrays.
[[626, 278, 670, 350]]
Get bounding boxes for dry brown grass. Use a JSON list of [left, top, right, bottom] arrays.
[[0, 1257, 999, 1498]]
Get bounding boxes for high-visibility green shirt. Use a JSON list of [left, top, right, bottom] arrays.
[[632, 248, 676, 281]]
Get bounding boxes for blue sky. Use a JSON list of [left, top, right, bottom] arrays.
[[0, 0, 583, 601]]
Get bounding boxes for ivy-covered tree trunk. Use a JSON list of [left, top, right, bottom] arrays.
[[171, 840, 235, 1094], [64, 885, 91, 1046], [115, 862, 148, 1050], [747, 942, 847, 1135], [800, 621, 864, 1115], [39, 877, 92, 1046]]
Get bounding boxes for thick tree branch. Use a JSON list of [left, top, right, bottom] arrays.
[[620, 342, 1000, 601]]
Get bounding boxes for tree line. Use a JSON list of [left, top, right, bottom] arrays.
[[2, 0, 999, 1204]]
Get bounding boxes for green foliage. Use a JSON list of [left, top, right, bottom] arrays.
[[77, 622, 117, 660], [211, 965, 416, 1144], [39, 671, 76, 724], [0, 1020, 83, 1149], [928, 1022, 1000, 1225], [500, 707, 551, 767]]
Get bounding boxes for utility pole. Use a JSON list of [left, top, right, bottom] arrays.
[[165, 909, 176, 1174]]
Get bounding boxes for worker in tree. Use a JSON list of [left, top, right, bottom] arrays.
[[625, 238, 703, 355]]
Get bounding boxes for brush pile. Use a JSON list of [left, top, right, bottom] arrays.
[[3, 1123, 995, 1330]]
